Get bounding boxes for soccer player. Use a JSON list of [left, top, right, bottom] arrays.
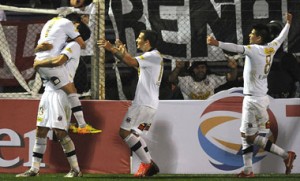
[[98, 30, 162, 178], [35, 13, 100, 134], [16, 82, 82, 177], [207, 13, 296, 177]]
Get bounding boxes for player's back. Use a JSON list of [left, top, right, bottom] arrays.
[[36, 17, 79, 60]]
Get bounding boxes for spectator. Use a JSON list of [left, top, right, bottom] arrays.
[[169, 59, 238, 100], [267, 20, 300, 98]]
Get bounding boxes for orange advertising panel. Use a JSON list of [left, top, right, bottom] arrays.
[[0, 99, 131, 174]]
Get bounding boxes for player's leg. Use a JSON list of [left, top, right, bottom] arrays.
[[51, 89, 82, 177], [248, 96, 296, 174], [237, 133, 254, 178], [120, 129, 152, 164], [237, 96, 255, 177], [61, 83, 86, 127], [119, 105, 159, 177], [54, 128, 82, 177], [40, 66, 100, 134], [16, 126, 49, 177], [61, 82, 101, 134]]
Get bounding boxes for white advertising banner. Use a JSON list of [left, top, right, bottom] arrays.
[[132, 88, 300, 174]]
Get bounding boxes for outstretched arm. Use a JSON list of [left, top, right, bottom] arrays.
[[34, 54, 68, 70], [207, 35, 244, 54], [98, 39, 139, 68], [273, 13, 292, 45]]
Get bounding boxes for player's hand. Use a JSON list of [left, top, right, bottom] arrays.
[[97, 39, 113, 51], [33, 60, 40, 70], [286, 13, 292, 24], [207, 35, 219, 46], [115, 39, 123, 48], [34, 42, 53, 53]]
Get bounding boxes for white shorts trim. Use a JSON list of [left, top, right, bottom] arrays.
[[120, 104, 157, 134], [240, 95, 270, 136], [36, 90, 71, 131]]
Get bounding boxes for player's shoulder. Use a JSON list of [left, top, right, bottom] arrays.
[[64, 41, 80, 52], [67, 41, 80, 48]]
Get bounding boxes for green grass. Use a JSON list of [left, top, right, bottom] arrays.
[[1, 174, 300, 181]]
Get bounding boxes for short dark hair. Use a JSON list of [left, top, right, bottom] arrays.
[[65, 13, 81, 23], [188, 61, 211, 75], [189, 61, 207, 70], [140, 30, 158, 48], [252, 24, 271, 44], [77, 22, 91, 41]]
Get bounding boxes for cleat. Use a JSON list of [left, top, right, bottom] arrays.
[[77, 124, 102, 134], [134, 160, 159, 178], [69, 123, 78, 133], [284, 151, 296, 175], [16, 169, 39, 177], [64, 169, 83, 178], [236, 171, 255, 178]]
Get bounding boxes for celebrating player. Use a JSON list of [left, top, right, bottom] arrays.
[[98, 30, 162, 178], [207, 13, 296, 177], [34, 13, 100, 134], [16, 82, 82, 177]]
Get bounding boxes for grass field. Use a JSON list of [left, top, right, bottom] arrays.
[[1, 173, 300, 180]]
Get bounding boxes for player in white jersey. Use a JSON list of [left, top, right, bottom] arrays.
[[98, 30, 162, 178], [16, 86, 82, 177], [34, 21, 101, 134], [207, 13, 295, 177]]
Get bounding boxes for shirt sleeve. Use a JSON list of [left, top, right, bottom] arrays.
[[61, 42, 80, 60], [268, 23, 290, 52], [218, 42, 245, 54], [63, 20, 80, 40], [135, 51, 161, 67]]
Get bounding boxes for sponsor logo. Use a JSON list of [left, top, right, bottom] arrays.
[[126, 117, 131, 123], [198, 89, 278, 171]]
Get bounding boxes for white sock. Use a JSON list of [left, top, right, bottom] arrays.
[[241, 137, 253, 174], [60, 135, 80, 172], [139, 136, 152, 161], [254, 135, 288, 159], [31, 137, 47, 173], [124, 134, 151, 164], [68, 93, 86, 127]]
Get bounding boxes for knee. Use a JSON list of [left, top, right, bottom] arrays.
[[241, 132, 256, 144], [53, 129, 68, 141], [36, 127, 49, 138], [245, 135, 257, 144], [119, 128, 131, 139]]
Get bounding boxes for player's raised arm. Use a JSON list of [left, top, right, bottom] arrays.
[[206, 35, 219, 46], [207, 35, 244, 54], [98, 39, 139, 68], [286, 13, 292, 25]]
